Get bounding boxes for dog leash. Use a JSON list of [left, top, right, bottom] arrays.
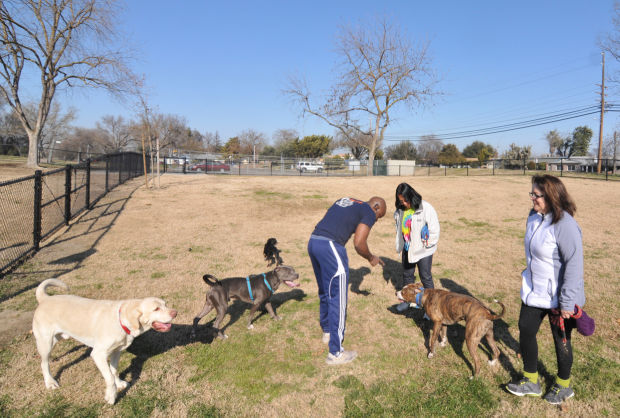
[[246, 273, 272, 302]]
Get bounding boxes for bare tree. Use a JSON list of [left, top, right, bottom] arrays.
[[601, 2, 620, 85], [335, 129, 372, 160], [416, 135, 443, 164], [239, 129, 267, 160], [96, 115, 133, 153], [285, 17, 438, 175], [272, 129, 298, 148], [545, 129, 564, 157], [0, 0, 134, 167]]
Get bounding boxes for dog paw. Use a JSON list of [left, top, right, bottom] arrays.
[[45, 379, 60, 389], [439, 339, 448, 347], [105, 390, 117, 405], [247, 324, 254, 330], [274, 315, 282, 321], [116, 380, 128, 391], [488, 359, 498, 367], [427, 352, 434, 359]]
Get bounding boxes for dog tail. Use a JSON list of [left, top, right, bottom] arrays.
[[202, 274, 222, 287], [488, 299, 506, 320], [35, 278, 69, 303]]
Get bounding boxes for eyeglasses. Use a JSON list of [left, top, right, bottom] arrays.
[[529, 192, 544, 199]]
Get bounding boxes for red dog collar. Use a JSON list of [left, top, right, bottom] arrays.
[[119, 307, 132, 335]]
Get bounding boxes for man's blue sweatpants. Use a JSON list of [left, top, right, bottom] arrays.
[[308, 235, 349, 355]]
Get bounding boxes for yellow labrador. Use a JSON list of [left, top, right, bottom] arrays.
[[32, 279, 177, 405]]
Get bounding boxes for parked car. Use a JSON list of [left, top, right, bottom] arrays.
[[189, 162, 230, 172], [296, 161, 324, 173]]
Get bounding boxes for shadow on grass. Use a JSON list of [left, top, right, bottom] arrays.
[[385, 275, 537, 383], [114, 287, 307, 402]]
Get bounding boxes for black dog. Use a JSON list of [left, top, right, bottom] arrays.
[[264, 237, 283, 266], [192, 240, 299, 339]]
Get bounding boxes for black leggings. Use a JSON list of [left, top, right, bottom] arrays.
[[518, 303, 575, 380]]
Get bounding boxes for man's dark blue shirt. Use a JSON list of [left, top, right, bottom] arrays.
[[312, 198, 376, 246]]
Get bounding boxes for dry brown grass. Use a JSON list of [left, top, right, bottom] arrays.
[[0, 173, 618, 417]]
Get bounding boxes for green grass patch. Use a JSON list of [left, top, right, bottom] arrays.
[[186, 331, 317, 401], [188, 403, 222, 417], [118, 379, 169, 417], [8, 394, 101, 418], [334, 372, 498, 417], [150, 272, 166, 279], [458, 217, 491, 228], [303, 194, 328, 199], [254, 189, 293, 200]]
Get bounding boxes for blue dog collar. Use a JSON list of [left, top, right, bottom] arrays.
[[413, 289, 424, 309]]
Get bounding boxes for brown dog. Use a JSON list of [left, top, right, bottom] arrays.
[[191, 265, 299, 339], [396, 282, 505, 378]]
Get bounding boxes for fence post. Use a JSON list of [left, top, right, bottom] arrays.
[[467, 164, 469, 176], [560, 158, 563, 177], [492, 161, 495, 176], [270, 161, 273, 176], [64, 165, 72, 224], [85, 159, 91, 209], [105, 156, 109, 193], [428, 165, 430, 176], [119, 154, 123, 184], [605, 158, 609, 181], [33, 170, 42, 251], [444, 166, 447, 176]]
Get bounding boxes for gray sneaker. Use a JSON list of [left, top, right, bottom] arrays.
[[396, 302, 410, 312], [506, 378, 542, 397], [544, 383, 574, 405], [326, 350, 357, 365]]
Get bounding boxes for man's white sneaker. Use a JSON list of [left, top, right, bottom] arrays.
[[322, 332, 330, 344], [326, 350, 357, 365]]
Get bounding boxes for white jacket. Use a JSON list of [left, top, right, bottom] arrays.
[[521, 209, 585, 311], [394, 200, 440, 263]]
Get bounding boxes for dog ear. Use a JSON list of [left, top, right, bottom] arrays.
[[121, 300, 143, 332]]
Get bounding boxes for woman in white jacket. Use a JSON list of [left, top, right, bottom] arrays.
[[394, 183, 440, 312], [506, 175, 585, 405]]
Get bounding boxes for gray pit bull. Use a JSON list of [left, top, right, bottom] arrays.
[[191, 265, 299, 339]]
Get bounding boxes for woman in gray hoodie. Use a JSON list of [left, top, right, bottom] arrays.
[[506, 175, 585, 406]]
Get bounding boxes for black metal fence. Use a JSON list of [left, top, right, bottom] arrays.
[[170, 155, 619, 180], [0, 152, 148, 277]]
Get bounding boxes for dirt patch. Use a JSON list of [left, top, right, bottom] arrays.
[[0, 310, 33, 345]]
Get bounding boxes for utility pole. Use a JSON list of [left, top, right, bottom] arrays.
[[597, 51, 606, 174]]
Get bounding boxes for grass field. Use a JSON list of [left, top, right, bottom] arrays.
[[0, 173, 618, 417]]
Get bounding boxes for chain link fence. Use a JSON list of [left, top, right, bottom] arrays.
[[0, 152, 148, 277]]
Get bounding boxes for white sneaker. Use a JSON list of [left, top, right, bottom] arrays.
[[322, 332, 330, 344], [326, 350, 357, 365], [396, 302, 410, 312]]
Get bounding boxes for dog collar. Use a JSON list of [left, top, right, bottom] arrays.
[[414, 289, 424, 309], [118, 307, 132, 335]]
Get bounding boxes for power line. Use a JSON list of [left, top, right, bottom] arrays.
[[384, 104, 618, 142]]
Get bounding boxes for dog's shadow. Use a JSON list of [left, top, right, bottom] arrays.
[[116, 287, 307, 399], [390, 276, 535, 381]]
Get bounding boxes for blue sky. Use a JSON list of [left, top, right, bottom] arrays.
[[59, 0, 619, 156]]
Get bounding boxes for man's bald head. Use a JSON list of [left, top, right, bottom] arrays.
[[368, 196, 387, 220]]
